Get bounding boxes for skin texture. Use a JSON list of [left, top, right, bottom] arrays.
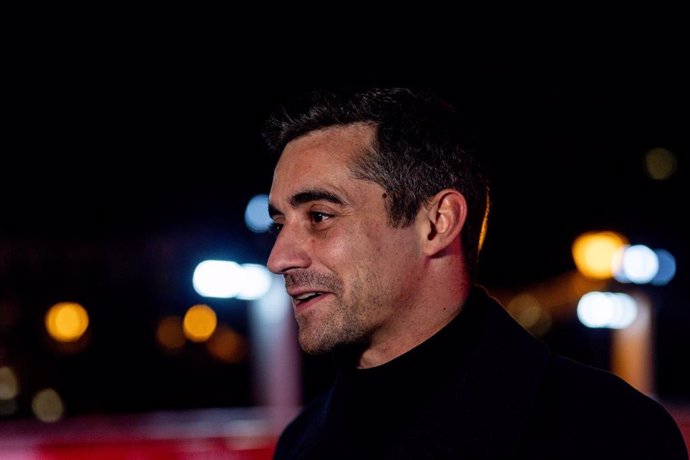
[[267, 123, 471, 368]]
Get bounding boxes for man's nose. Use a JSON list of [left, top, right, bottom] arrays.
[[266, 224, 311, 274]]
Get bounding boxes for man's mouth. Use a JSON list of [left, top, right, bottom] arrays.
[[293, 292, 325, 303]]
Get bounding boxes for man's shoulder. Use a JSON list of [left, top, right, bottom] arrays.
[[527, 353, 688, 459], [545, 353, 668, 412], [273, 390, 331, 459]]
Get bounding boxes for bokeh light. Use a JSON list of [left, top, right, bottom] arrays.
[[155, 316, 186, 352], [577, 291, 638, 329], [44, 302, 89, 342], [613, 244, 659, 284], [506, 293, 551, 336], [206, 324, 247, 363], [193, 261, 273, 300], [651, 249, 676, 285], [245, 194, 273, 233], [192, 260, 244, 299], [572, 231, 628, 280], [236, 264, 273, 300], [644, 147, 677, 180], [0, 366, 19, 400], [183, 304, 217, 342], [31, 388, 64, 423]]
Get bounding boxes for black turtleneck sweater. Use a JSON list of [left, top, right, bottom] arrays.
[[273, 286, 688, 460], [323, 288, 482, 459]]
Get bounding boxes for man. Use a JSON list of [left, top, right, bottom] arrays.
[[262, 87, 688, 459]]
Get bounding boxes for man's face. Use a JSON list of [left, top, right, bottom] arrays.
[[267, 123, 423, 355]]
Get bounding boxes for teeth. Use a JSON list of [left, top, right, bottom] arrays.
[[296, 292, 321, 301]]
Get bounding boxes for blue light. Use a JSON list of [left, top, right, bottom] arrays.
[[245, 194, 273, 233]]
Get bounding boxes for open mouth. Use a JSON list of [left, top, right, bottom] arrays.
[[294, 292, 325, 303]]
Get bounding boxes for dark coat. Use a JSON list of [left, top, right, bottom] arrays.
[[274, 286, 688, 459]]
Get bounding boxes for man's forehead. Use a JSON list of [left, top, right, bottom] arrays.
[[272, 134, 366, 187], [280, 123, 375, 163]]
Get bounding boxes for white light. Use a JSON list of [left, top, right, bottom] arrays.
[[577, 292, 615, 328], [236, 264, 273, 300], [607, 293, 638, 329], [192, 260, 244, 298], [253, 274, 290, 324], [245, 194, 273, 233], [577, 291, 638, 329], [620, 245, 658, 284], [612, 245, 630, 283]]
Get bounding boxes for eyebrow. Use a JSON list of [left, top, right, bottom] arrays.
[[268, 188, 346, 218]]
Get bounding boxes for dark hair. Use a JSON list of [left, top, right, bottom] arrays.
[[262, 86, 490, 278]]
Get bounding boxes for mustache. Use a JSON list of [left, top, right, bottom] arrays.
[[284, 271, 342, 292]]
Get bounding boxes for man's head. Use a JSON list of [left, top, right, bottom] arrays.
[[263, 87, 490, 364], [263, 87, 490, 274]]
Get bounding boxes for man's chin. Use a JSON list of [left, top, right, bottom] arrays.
[[298, 333, 368, 358]]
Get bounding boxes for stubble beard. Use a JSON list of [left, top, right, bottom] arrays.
[[288, 271, 372, 355], [297, 296, 367, 355]]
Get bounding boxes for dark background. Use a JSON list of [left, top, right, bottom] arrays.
[[2, 7, 689, 421]]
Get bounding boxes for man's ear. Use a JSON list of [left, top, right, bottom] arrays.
[[420, 189, 467, 256]]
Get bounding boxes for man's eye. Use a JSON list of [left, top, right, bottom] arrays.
[[309, 212, 330, 224], [268, 222, 283, 235]]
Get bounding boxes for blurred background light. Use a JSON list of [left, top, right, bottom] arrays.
[[0, 366, 19, 400], [183, 304, 217, 342], [613, 244, 659, 284], [206, 324, 247, 363], [236, 264, 273, 300], [193, 260, 244, 298], [31, 388, 64, 423], [193, 261, 273, 300], [253, 274, 290, 325], [651, 249, 676, 285], [577, 291, 638, 329], [506, 293, 552, 336], [44, 302, 89, 342], [644, 147, 677, 180], [572, 231, 628, 280], [155, 315, 186, 353], [245, 194, 272, 233]]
